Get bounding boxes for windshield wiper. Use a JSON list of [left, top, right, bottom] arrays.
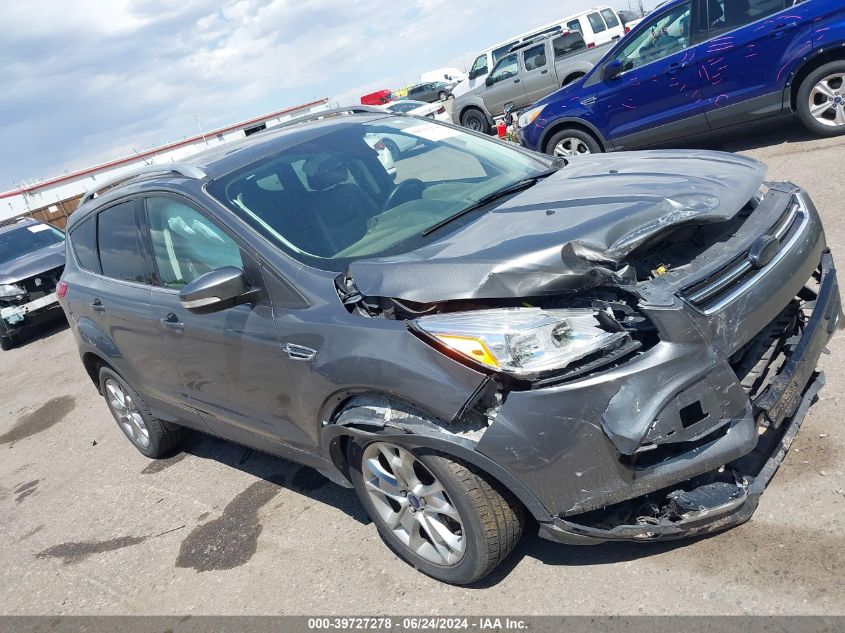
[[421, 169, 558, 237]]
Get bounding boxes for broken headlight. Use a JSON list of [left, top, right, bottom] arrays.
[[416, 307, 629, 377], [0, 284, 25, 300]]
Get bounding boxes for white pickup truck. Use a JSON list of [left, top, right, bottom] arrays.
[[453, 31, 612, 134]]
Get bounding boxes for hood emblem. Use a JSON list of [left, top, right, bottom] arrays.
[[747, 235, 780, 269]]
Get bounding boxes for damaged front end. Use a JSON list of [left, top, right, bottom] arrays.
[[331, 151, 841, 545]]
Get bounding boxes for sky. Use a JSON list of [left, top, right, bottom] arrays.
[[0, 0, 608, 188]]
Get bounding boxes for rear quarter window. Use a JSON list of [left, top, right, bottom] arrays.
[[69, 215, 101, 273], [601, 9, 620, 28], [588, 12, 607, 33]]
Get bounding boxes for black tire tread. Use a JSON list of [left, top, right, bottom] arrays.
[[796, 60, 845, 137], [438, 454, 525, 577], [99, 367, 184, 459]]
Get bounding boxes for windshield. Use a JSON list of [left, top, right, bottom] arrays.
[[0, 224, 64, 267], [207, 116, 549, 271]]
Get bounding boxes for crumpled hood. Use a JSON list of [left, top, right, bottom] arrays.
[[0, 241, 65, 285], [349, 150, 767, 303]]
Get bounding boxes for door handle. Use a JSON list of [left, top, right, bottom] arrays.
[[771, 22, 797, 37], [540, 69, 548, 74], [667, 62, 682, 75], [90, 299, 106, 313], [513, 78, 521, 83], [283, 343, 317, 361], [160, 313, 184, 331]]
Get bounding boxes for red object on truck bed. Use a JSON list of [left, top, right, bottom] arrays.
[[360, 90, 393, 106]]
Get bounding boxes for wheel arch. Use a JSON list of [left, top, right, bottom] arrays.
[[561, 71, 586, 87], [789, 48, 845, 112], [320, 393, 554, 522], [81, 351, 114, 394], [539, 117, 608, 154]]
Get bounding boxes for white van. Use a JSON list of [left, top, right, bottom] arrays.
[[453, 6, 624, 97], [421, 67, 466, 85]]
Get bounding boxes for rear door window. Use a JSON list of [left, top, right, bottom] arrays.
[[567, 19, 582, 33], [588, 12, 607, 33], [69, 215, 100, 273], [553, 32, 587, 58], [522, 43, 547, 71], [97, 200, 148, 284], [707, 0, 786, 36]]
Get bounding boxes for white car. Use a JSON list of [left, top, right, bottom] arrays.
[[363, 136, 397, 178], [370, 100, 449, 158]]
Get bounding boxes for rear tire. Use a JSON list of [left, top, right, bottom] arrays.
[[98, 366, 184, 459], [461, 109, 490, 134], [0, 335, 14, 351], [796, 61, 845, 137], [439, 91, 449, 102], [349, 440, 525, 585]]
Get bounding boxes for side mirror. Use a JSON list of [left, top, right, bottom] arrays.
[[603, 60, 624, 81], [485, 75, 494, 86], [179, 266, 259, 314]]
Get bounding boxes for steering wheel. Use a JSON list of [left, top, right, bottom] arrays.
[[383, 178, 426, 211]]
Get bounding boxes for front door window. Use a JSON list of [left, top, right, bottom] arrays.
[[614, 1, 693, 72]]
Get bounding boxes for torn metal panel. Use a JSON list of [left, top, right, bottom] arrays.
[[348, 150, 767, 303]]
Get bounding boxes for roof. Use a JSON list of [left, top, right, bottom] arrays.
[[68, 110, 393, 227], [0, 217, 39, 235], [0, 98, 330, 200]]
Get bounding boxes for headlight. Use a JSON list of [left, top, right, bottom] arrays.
[[416, 307, 629, 377], [0, 284, 25, 299], [518, 104, 546, 128]]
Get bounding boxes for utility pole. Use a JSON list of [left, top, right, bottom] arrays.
[[194, 113, 209, 146]]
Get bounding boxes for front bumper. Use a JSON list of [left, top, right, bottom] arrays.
[[473, 188, 840, 543], [0, 292, 63, 334]]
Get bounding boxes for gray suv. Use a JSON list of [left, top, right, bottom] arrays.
[[60, 108, 841, 584]]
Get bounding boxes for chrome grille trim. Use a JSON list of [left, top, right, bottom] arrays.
[[683, 194, 809, 315]]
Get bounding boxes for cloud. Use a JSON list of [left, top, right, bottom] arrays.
[[0, 0, 599, 186]]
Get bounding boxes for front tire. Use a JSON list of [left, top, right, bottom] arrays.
[[797, 61, 845, 136], [545, 128, 602, 161], [438, 91, 449, 102], [349, 440, 525, 585], [98, 366, 183, 459], [0, 335, 14, 351]]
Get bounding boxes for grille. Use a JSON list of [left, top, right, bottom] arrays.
[[682, 197, 807, 313], [19, 265, 64, 300]]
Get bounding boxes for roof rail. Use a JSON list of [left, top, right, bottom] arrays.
[[269, 105, 387, 133], [79, 162, 206, 206]]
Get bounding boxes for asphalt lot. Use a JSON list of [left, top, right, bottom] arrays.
[[1, 117, 844, 615]]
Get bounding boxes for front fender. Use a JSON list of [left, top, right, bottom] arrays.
[[320, 420, 554, 521]]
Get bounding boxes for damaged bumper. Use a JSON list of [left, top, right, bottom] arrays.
[[1, 292, 60, 326], [473, 189, 841, 543], [539, 370, 826, 544]]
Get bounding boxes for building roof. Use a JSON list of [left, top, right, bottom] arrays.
[[0, 98, 329, 200]]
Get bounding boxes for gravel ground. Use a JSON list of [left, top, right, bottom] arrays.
[[1, 117, 843, 616]]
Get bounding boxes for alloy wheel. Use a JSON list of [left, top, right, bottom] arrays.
[[105, 378, 150, 448], [553, 137, 592, 158], [361, 442, 465, 566], [809, 73, 845, 128]]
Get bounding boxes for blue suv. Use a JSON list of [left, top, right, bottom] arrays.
[[519, 0, 845, 157]]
